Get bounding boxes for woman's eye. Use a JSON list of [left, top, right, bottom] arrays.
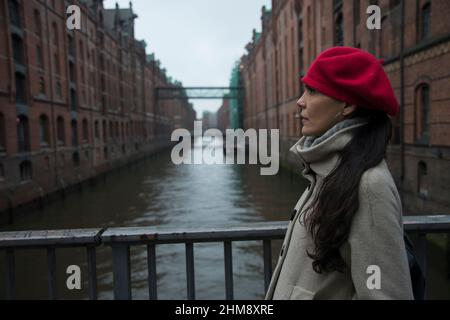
[[306, 86, 315, 94]]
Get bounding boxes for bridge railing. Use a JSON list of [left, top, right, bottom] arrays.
[[1, 215, 450, 300]]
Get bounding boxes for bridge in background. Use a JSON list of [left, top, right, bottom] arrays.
[[155, 87, 244, 100]]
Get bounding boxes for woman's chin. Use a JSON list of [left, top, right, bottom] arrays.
[[301, 128, 313, 136]]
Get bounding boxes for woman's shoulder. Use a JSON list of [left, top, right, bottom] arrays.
[[357, 159, 403, 223], [359, 159, 398, 194]]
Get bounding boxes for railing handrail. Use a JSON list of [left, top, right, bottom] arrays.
[[1, 215, 450, 300], [1, 215, 450, 247], [0, 228, 104, 248]]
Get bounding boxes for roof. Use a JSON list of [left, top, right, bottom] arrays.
[[102, 4, 137, 36]]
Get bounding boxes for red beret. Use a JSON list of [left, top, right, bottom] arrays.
[[301, 47, 399, 117]]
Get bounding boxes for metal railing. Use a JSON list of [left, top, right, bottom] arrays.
[[1, 215, 450, 300]]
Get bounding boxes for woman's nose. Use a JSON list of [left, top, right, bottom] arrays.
[[297, 95, 306, 108]]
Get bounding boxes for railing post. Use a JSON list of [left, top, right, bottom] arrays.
[[86, 246, 98, 300], [5, 249, 16, 300], [416, 232, 427, 279], [224, 241, 234, 300], [263, 240, 272, 293], [111, 244, 132, 300], [47, 247, 57, 300], [147, 243, 157, 300], [185, 242, 195, 300]]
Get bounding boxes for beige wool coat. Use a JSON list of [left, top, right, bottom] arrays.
[[265, 121, 414, 300]]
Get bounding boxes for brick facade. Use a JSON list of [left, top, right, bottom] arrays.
[[240, 0, 450, 214], [0, 0, 196, 213]]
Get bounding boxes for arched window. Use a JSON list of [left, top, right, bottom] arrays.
[[19, 160, 32, 182], [17, 115, 30, 152], [0, 113, 5, 151], [82, 119, 89, 143], [57, 116, 65, 145], [39, 76, 45, 94], [72, 152, 80, 167], [34, 9, 42, 36], [421, 2, 431, 40], [54, 53, 60, 75], [415, 84, 430, 144], [94, 120, 99, 139], [15, 72, 26, 104], [333, 0, 343, 46], [71, 120, 78, 146], [36, 44, 43, 67], [39, 114, 50, 146], [99, 11, 104, 26], [306, 6, 312, 64], [109, 121, 113, 139], [102, 120, 107, 142], [70, 88, 77, 111], [354, 0, 361, 25], [52, 22, 58, 46], [69, 61, 75, 83], [417, 161, 428, 199], [8, 0, 21, 28], [12, 33, 24, 65], [380, 16, 388, 57], [334, 13, 344, 46], [104, 146, 108, 160], [43, 156, 50, 171], [59, 153, 65, 167]]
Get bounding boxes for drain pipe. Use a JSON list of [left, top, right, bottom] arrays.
[[400, 0, 406, 203], [44, 5, 59, 191]]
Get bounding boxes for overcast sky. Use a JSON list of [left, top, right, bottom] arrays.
[[103, 0, 271, 118]]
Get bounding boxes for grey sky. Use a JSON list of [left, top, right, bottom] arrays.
[[103, 0, 271, 118]]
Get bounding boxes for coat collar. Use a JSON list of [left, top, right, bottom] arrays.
[[290, 121, 368, 179]]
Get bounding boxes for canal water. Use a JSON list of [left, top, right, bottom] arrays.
[[1, 138, 449, 299]]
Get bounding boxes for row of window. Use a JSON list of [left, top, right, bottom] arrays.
[[0, 112, 152, 153], [0, 141, 143, 183], [0, 151, 82, 183], [0, 160, 33, 182], [10, 1, 86, 108], [8, 1, 152, 114], [335, 0, 431, 48]]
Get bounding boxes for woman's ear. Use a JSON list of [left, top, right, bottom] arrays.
[[343, 104, 357, 117]]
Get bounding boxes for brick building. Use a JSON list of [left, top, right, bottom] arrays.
[[0, 0, 196, 213], [240, 0, 450, 214]]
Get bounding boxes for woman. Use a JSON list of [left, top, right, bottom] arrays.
[[265, 47, 414, 300]]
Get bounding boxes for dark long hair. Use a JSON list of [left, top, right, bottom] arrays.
[[301, 107, 393, 274]]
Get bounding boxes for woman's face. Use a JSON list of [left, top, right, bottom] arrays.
[[297, 85, 354, 136]]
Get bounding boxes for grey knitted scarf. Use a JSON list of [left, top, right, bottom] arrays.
[[302, 117, 368, 149]]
